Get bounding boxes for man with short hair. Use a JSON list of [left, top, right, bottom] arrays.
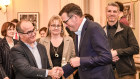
[[104, 2, 139, 79], [10, 20, 63, 79], [59, 3, 115, 79]]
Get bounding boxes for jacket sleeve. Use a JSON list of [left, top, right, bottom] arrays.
[[0, 45, 7, 78], [10, 46, 47, 78], [62, 63, 77, 78], [69, 37, 76, 58], [117, 27, 139, 56]]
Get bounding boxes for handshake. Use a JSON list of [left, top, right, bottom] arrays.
[[48, 67, 64, 79], [48, 57, 80, 79]]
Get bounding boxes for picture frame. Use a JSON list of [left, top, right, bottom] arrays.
[[123, 2, 135, 29], [17, 12, 39, 30], [131, 0, 138, 2]]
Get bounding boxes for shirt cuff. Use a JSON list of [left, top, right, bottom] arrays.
[[45, 69, 48, 77]]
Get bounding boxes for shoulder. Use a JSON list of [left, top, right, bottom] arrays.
[[13, 39, 19, 44], [39, 37, 50, 43], [64, 36, 73, 42], [11, 41, 23, 51], [86, 20, 103, 31], [0, 38, 7, 47], [37, 42, 46, 48], [120, 22, 132, 31], [86, 21, 104, 35]]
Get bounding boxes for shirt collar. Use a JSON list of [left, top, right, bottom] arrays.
[[24, 42, 37, 48], [75, 18, 86, 35], [107, 21, 118, 29]]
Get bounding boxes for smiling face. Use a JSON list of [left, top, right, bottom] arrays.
[[6, 26, 15, 38], [106, 5, 120, 26], [49, 19, 62, 36], [19, 21, 36, 44]]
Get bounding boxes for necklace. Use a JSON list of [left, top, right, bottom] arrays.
[[53, 46, 59, 57]]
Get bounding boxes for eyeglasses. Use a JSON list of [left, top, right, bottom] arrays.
[[63, 15, 73, 24], [51, 25, 62, 28], [19, 28, 36, 36]]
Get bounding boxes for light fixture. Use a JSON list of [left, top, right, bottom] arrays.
[[0, 0, 10, 13], [0, 6, 1, 10]]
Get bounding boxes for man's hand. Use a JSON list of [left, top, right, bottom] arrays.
[[111, 49, 119, 62], [48, 67, 64, 79], [70, 57, 80, 67]]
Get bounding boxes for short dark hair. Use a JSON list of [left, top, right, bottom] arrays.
[[107, 2, 120, 11], [1, 22, 15, 36], [11, 19, 19, 23], [59, 3, 83, 17], [115, 1, 124, 12], [39, 27, 47, 34], [84, 13, 94, 21]]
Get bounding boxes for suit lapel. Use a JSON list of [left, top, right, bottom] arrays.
[[37, 44, 46, 68], [20, 41, 38, 67], [74, 35, 79, 56], [79, 20, 88, 53], [44, 37, 53, 67], [62, 36, 70, 61]]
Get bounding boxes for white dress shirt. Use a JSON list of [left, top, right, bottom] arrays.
[[75, 18, 86, 51]]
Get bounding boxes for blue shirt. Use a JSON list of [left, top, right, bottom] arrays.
[[25, 42, 48, 77]]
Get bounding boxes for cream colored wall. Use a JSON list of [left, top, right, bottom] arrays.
[[0, 0, 139, 41], [1, 0, 61, 38], [88, 0, 107, 26], [2, 0, 85, 38]]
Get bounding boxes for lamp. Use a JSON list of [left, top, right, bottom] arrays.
[[0, 6, 1, 10], [0, 0, 10, 13]]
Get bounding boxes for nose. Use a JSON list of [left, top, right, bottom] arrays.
[[55, 26, 58, 29]]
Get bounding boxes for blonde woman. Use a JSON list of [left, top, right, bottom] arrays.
[[39, 15, 75, 79]]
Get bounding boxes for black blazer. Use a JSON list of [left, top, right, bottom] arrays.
[[0, 38, 18, 79], [63, 19, 115, 79], [10, 41, 51, 79]]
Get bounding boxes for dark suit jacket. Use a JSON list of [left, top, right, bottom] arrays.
[[0, 38, 18, 79], [63, 19, 115, 79], [10, 41, 51, 79]]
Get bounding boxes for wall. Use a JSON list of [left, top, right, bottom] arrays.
[[0, 0, 139, 41], [0, 0, 85, 38]]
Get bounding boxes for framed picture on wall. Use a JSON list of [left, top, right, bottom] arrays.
[[17, 12, 39, 30], [123, 2, 135, 29]]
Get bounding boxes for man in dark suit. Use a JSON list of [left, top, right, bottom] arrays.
[[58, 3, 115, 79], [10, 20, 63, 79]]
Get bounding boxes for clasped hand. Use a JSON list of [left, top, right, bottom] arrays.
[[111, 49, 119, 62], [48, 67, 64, 79]]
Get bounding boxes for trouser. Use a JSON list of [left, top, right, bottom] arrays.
[[114, 70, 135, 79]]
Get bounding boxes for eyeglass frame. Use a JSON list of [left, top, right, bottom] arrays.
[[63, 15, 73, 24], [19, 28, 36, 36], [50, 25, 62, 28]]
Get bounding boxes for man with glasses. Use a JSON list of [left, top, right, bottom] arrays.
[[59, 3, 115, 79], [10, 20, 63, 79]]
